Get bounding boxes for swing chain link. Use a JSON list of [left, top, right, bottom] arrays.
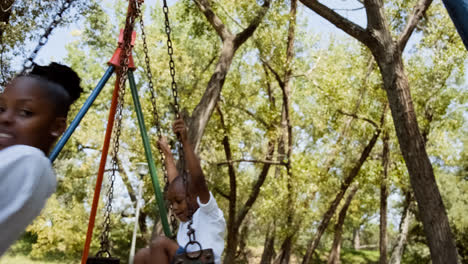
[[0, 0, 14, 13], [162, 0, 198, 243], [98, 0, 139, 256], [21, 0, 75, 74], [162, 0, 180, 118], [0, 33, 8, 91], [135, 0, 167, 194], [135, 0, 179, 235]]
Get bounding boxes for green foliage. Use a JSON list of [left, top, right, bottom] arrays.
[[5, 0, 467, 263]]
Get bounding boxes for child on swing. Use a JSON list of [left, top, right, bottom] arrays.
[[134, 118, 226, 264], [0, 63, 82, 256]]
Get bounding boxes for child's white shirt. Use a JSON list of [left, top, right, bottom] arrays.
[[0, 145, 56, 256], [177, 192, 226, 264]]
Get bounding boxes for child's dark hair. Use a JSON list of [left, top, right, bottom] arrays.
[[23, 63, 83, 116]]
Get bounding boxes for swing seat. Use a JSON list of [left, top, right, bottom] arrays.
[[86, 251, 120, 264], [173, 241, 214, 264], [173, 248, 214, 264], [86, 257, 120, 264]]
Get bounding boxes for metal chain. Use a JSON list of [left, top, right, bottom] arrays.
[[0, 0, 14, 13], [0, 33, 7, 92], [182, 168, 196, 244], [162, 0, 180, 117], [97, 0, 139, 256], [162, 0, 197, 244], [21, 0, 75, 74], [135, 0, 179, 235]]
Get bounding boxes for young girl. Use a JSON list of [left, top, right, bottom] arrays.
[[0, 63, 82, 256], [134, 118, 226, 264]]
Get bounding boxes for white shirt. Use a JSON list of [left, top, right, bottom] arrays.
[[0, 145, 56, 257], [177, 192, 226, 264]]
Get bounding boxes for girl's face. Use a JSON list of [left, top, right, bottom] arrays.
[[0, 77, 66, 153], [167, 183, 190, 222]]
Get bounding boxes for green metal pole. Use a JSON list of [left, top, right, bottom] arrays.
[[128, 71, 172, 237]]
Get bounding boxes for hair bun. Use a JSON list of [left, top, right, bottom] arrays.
[[31, 63, 83, 103]]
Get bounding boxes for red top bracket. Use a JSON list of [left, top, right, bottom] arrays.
[[108, 29, 137, 70]]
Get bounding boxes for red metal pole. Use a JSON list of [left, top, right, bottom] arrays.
[[81, 2, 141, 262], [81, 76, 121, 264]]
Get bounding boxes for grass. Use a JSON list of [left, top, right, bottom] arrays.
[[0, 255, 65, 264], [0, 245, 380, 264], [340, 248, 379, 264]]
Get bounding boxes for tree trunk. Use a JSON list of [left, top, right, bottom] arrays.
[[298, 1, 459, 262], [376, 52, 458, 264], [265, 1, 298, 263], [353, 228, 361, 250], [380, 130, 390, 264], [138, 211, 148, 236], [274, 234, 294, 264], [389, 193, 413, 264], [218, 106, 239, 264], [260, 223, 276, 264], [237, 221, 250, 263], [327, 184, 359, 264], [302, 122, 383, 264]]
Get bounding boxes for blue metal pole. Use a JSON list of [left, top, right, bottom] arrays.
[[49, 65, 115, 162], [442, 0, 468, 50]]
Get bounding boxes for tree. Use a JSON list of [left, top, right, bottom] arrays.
[[302, 106, 387, 263], [327, 184, 359, 264], [258, 1, 297, 263], [379, 130, 390, 264], [187, 0, 271, 152], [216, 105, 276, 264], [298, 0, 459, 262]]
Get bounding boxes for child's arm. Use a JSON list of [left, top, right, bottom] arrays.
[[157, 137, 178, 183], [173, 118, 210, 203]]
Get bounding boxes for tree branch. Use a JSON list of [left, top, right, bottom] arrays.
[[333, 7, 365, 12], [299, 0, 371, 45], [337, 109, 379, 129], [397, 0, 433, 51], [229, 104, 271, 129], [217, 159, 284, 166], [234, 0, 271, 47], [261, 58, 285, 88], [216, 105, 238, 232], [236, 140, 275, 226], [117, 157, 137, 204], [363, 0, 388, 32], [213, 186, 230, 201], [193, 0, 233, 41], [191, 53, 217, 92]]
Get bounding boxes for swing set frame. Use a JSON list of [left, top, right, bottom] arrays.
[[39, 0, 173, 262]]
